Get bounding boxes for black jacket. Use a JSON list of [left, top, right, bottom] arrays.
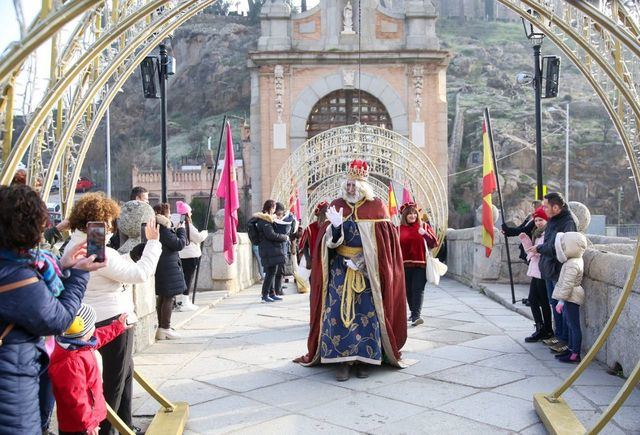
[[537, 207, 577, 281], [154, 215, 187, 297], [503, 216, 535, 263], [255, 212, 288, 268]]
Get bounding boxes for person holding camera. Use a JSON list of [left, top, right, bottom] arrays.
[[66, 192, 161, 435], [254, 200, 289, 303], [152, 203, 188, 339]]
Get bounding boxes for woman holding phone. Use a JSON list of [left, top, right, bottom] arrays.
[[175, 200, 208, 311], [153, 203, 187, 339], [66, 192, 161, 435]]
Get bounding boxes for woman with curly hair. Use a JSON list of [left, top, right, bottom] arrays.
[[0, 184, 102, 433], [66, 192, 162, 435]]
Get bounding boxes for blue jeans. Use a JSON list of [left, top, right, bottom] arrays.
[[545, 279, 568, 342], [564, 301, 582, 354], [252, 244, 264, 277]]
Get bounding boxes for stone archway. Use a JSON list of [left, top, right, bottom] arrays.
[[289, 72, 409, 150]]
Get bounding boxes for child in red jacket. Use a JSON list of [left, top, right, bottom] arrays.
[[49, 304, 128, 435]]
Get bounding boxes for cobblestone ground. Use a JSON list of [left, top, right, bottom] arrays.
[[132, 278, 640, 434]]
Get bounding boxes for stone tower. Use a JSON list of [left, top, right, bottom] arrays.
[[248, 0, 450, 210]]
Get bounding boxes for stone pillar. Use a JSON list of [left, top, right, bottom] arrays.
[[258, 0, 292, 51], [131, 279, 157, 352], [210, 210, 258, 293], [405, 0, 439, 50]]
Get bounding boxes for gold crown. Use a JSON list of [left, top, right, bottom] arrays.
[[347, 159, 370, 181]]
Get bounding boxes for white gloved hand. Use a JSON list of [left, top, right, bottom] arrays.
[[344, 259, 358, 271], [326, 206, 344, 228], [418, 226, 427, 235]]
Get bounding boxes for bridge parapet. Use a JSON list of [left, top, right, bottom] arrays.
[[447, 226, 640, 377]]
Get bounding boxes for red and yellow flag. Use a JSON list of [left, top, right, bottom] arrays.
[[482, 112, 497, 257], [388, 183, 398, 217]]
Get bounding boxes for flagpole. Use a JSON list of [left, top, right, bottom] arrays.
[[192, 115, 227, 304], [484, 107, 516, 304]]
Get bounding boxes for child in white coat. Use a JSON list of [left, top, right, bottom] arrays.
[[552, 231, 587, 363]]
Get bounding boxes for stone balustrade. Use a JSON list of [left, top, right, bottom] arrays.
[[446, 225, 640, 377]]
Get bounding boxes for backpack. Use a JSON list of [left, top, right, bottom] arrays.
[[247, 217, 260, 245]]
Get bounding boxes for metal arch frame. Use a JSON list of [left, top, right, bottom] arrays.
[[493, 1, 640, 434], [270, 124, 448, 244], [63, 0, 216, 209]]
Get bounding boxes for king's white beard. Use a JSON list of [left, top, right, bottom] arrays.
[[341, 179, 374, 203]]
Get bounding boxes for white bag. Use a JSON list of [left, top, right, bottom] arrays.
[[297, 256, 311, 283], [425, 243, 447, 286]]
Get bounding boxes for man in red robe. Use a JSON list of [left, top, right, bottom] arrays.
[[294, 160, 407, 381]]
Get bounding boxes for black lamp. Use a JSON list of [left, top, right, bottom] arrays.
[[521, 8, 545, 45]]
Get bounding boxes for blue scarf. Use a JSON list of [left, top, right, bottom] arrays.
[[55, 335, 98, 350], [0, 248, 65, 297]]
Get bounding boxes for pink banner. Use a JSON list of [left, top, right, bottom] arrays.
[[216, 122, 240, 264]]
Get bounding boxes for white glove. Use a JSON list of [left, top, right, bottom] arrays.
[[326, 206, 344, 228], [418, 226, 427, 235], [344, 259, 358, 270]]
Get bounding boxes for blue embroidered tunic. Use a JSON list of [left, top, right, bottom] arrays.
[[320, 217, 382, 364]]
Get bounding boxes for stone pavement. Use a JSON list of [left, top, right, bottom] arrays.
[[131, 278, 640, 434]]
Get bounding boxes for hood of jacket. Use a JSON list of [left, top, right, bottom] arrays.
[[555, 231, 587, 263], [254, 212, 274, 223], [156, 214, 172, 228]]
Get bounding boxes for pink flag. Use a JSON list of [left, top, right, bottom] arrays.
[[289, 188, 302, 219], [216, 122, 240, 264], [402, 184, 413, 205]]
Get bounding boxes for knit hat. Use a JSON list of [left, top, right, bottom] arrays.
[[532, 206, 548, 221], [63, 304, 97, 339], [176, 200, 191, 215]]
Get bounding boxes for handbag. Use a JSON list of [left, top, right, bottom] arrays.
[[425, 242, 447, 286], [0, 276, 39, 346]]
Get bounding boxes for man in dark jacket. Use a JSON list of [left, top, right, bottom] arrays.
[[527, 192, 577, 352], [255, 200, 288, 303]]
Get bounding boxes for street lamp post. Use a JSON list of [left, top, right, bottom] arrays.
[[159, 44, 169, 203], [522, 10, 546, 201], [139, 41, 176, 203]]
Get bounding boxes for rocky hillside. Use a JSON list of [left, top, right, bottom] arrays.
[[83, 12, 637, 227], [441, 19, 636, 228]]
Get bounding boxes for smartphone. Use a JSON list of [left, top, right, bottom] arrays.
[[86, 221, 106, 262], [140, 223, 148, 243], [180, 214, 186, 224]]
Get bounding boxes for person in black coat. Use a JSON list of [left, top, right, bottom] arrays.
[[502, 200, 541, 263], [526, 192, 577, 349], [255, 200, 288, 303], [153, 203, 187, 340], [0, 185, 105, 434]]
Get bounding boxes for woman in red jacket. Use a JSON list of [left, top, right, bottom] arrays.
[[399, 202, 438, 326]]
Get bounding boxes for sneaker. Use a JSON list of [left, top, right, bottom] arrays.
[[181, 299, 199, 312], [156, 327, 181, 340], [411, 317, 424, 326], [542, 337, 560, 346], [269, 295, 283, 301], [554, 349, 572, 359], [550, 343, 569, 353], [261, 296, 274, 303], [558, 353, 581, 363]]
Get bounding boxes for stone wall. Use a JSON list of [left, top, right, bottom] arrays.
[[446, 226, 640, 376]]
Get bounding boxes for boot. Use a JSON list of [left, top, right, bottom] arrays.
[[524, 324, 544, 343], [335, 363, 350, 382], [156, 327, 181, 340], [355, 363, 369, 379]]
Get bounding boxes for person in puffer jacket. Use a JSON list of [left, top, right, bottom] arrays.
[[552, 232, 587, 363]]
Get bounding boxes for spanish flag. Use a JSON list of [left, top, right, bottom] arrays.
[[482, 110, 497, 257], [388, 183, 398, 217]]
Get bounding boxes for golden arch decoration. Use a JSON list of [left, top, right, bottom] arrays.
[[0, 1, 639, 433], [270, 123, 448, 237]]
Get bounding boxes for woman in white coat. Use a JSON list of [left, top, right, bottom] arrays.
[[175, 201, 209, 311], [66, 193, 162, 435]]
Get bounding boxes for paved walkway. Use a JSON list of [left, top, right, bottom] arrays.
[[132, 278, 639, 434]]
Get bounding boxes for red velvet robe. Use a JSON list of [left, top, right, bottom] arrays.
[[295, 197, 408, 366]]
